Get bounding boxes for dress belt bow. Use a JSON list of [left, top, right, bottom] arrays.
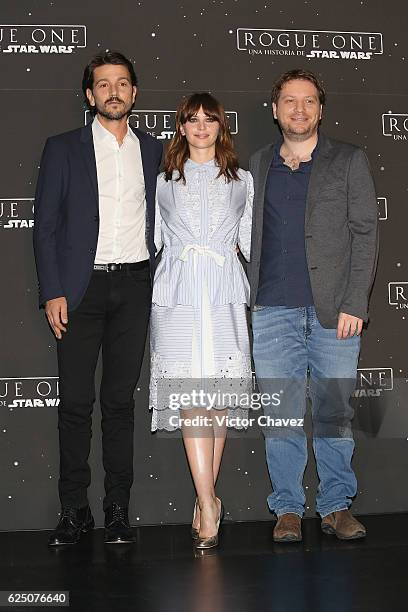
[[179, 244, 226, 267]]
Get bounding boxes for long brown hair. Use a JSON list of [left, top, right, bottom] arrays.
[[164, 92, 240, 183]]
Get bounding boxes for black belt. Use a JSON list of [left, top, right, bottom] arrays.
[[93, 260, 149, 272]]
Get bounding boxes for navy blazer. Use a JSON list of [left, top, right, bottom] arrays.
[[33, 121, 162, 311]]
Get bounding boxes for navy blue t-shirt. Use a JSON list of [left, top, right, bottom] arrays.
[[256, 140, 317, 307]]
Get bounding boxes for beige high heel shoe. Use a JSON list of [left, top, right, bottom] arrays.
[[194, 498, 224, 550]]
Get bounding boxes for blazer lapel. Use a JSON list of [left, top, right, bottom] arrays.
[[79, 123, 98, 206], [305, 133, 333, 224], [256, 144, 274, 205], [132, 127, 156, 229], [131, 127, 155, 205], [252, 144, 274, 262]]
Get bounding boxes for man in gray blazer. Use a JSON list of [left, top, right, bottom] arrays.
[[249, 69, 378, 542]]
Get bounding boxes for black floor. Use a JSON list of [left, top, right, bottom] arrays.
[[1, 514, 407, 612]]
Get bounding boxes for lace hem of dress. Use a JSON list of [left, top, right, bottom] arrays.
[[149, 350, 253, 431]]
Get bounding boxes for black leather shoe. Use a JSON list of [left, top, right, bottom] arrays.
[[104, 504, 135, 544], [48, 506, 94, 546]]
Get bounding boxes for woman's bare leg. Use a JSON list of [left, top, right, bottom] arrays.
[[182, 409, 221, 537], [190, 409, 227, 533], [213, 408, 227, 480]]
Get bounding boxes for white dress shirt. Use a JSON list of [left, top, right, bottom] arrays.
[[92, 116, 149, 264]]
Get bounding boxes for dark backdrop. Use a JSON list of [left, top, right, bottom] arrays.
[[0, 0, 407, 531]]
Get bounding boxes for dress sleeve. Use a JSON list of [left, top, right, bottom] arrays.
[[238, 171, 254, 262]]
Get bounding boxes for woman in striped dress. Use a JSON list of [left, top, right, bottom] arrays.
[[150, 93, 253, 548]]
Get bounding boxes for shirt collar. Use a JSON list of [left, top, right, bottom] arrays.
[[92, 115, 135, 144], [185, 158, 218, 171], [273, 133, 320, 164]]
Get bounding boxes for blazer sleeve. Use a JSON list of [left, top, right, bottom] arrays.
[[339, 148, 379, 321], [33, 137, 66, 305]]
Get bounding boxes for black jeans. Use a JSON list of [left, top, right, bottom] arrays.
[[56, 265, 151, 511]]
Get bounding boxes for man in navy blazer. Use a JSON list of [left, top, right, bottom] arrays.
[[33, 51, 162, 546]]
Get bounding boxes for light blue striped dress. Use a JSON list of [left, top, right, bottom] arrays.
[[149, 159, 253, 431]]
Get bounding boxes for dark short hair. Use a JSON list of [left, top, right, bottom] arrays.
[[271, 69, 326, 106], [82, 50, 138, 113]]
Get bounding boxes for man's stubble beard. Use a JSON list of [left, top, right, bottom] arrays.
[[279, 117, 320, 142], [95, 99, 133, 121], [280, 124, 319, 142]]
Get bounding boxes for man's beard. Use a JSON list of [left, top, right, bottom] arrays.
[[96, 97, 132, 121], [280, 118, 319, 141]]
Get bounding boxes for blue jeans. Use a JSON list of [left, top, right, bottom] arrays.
[[252, 305, 360, 518]]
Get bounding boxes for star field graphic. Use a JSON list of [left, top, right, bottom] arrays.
[[0, 0, 407, 531]]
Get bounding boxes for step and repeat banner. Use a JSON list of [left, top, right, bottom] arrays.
[[0, 0, 407, 530]]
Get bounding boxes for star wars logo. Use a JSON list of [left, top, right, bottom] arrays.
[[377, 197, 388, 221], [0, 198, 34, 230], [382, 113, 408, 141], [388, 283, 408, 310], [353, 368, 393, 398], [236, 28, 383, 60], [0, 25, 87, 54], [0, 377, 59, 409], [84, 109, 239, 139]]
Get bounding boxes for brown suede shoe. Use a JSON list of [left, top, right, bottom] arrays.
[[321, 510, 366, 540], [273, 513, 302, 542]]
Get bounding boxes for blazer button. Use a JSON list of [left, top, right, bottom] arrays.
[[94, 215, 98, 222], [90, 248, 95, 254]]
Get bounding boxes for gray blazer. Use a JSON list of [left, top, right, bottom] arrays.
[[248, 132, 379, 328]]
